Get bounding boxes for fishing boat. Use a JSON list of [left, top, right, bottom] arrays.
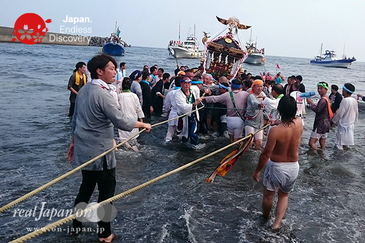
[[244, 29, 265, 65], [168, 24, 204, 59], [203, 16, 250, 80], [310, 44, 356, 68], [102, 22, 125, 56]]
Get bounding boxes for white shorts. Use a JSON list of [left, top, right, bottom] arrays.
[[310, 129, 328, 139], [226, 116, 244, 139], [245, 126, 263, 140]]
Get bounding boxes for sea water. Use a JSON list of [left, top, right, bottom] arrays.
[[0, 42, 365, 242]]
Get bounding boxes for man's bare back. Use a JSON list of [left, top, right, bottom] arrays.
[[268, 117, 303, 162]]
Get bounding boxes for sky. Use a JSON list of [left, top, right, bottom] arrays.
[[1, 0, 365, 61]]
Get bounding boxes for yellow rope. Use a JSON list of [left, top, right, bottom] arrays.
[[0, 106, 204, 215], [10, 124, 269, 243]]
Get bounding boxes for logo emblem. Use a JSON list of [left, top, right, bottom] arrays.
[[12, 13, 52, 45]]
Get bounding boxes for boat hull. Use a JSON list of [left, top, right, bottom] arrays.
[[244, 53, 264, 65], [310, 59, 355, 68], [168, 45, 204, 59], [102, 42, 125, 56]]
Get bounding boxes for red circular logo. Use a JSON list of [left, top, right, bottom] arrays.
[[12, 13, 52, 45]]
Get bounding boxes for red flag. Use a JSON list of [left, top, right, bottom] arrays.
[[206, 135, 253, 183], [277, 63, 280, 69]]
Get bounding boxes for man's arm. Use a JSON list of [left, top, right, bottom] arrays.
[[253, 127, 277, 181], [68, 75, 78, 95]]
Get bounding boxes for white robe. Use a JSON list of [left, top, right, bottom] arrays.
[[175, 87, 200, 138], [263, 96, 281, 121], [332, 97, 358, 146], [117, 92, 145, 141], [164, 89, 179, 126]]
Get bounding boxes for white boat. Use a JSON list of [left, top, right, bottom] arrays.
[[243, 30, 265, 65], [244, 49, 264, 65], [168, 24, 204, 59], [310, 44, 356, 68]]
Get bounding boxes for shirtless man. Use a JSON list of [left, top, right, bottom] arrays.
[[252, 95, 303, 229]]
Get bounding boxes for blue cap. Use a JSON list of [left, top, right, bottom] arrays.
[[129, 70, 142, 80]]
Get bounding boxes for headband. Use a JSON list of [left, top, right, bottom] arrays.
[[231, 83, 241, 89], [219, 83, 230, 90], [343, 85, 354, 93], [191, 81, 203, 85], [317, 82, 328, 90], [250, 80, 263, 93]]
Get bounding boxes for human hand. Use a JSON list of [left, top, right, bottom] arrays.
[[150, 106, 154, 114], [203, 88, 211, 95], [143, 123, 152, 132], [252, 170, 260, 182], [306, 98, 313, 105], [67, 142, 74, 162]]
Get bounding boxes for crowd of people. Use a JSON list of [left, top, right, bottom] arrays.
[[66, 54, 361, 240]]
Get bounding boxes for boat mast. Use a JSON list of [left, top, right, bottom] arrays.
[[179, 21, 181, 44], [194, 24, 196, 39], [320, 43, 323, 55]]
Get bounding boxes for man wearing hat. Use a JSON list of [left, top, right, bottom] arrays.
[[130, 70, 143, 104], [175, 77, 201, 148], [332, 83, 358, 150]]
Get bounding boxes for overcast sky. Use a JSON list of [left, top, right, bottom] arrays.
[[2, 0, 365, 61]]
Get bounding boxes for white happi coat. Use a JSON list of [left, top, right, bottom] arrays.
[[175, 86, 200, 138], [164, 89, 179, 126], [332, 96, 358, 146]]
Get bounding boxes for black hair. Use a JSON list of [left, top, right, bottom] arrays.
[[292, 82, 300, 90], [122, 77, 131, 90], [120, 62, 126, 68], [87, 55, 117, 79], [163, 73, 170, 80], [272, 84, 284, 95], [175, 76, 181, 87], [231, 79, 241, 86], [150, 66, 157, 73], [142, 71, 150, 80], [277, 95, 297, 126], [142, 67, 149, 74], [158, 68, 164, 73], [192, 75, 202, 81], [174, 68, 180, 76], [344, 83, 355, 93], [331, 84, 339, 91], [74, 62, 86, 72], [296, 75, 302, 82], [243, 80, 252, 88]]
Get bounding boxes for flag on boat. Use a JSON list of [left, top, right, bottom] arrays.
[[206, 134, 253, 183], [276, 63, 280, 69]]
